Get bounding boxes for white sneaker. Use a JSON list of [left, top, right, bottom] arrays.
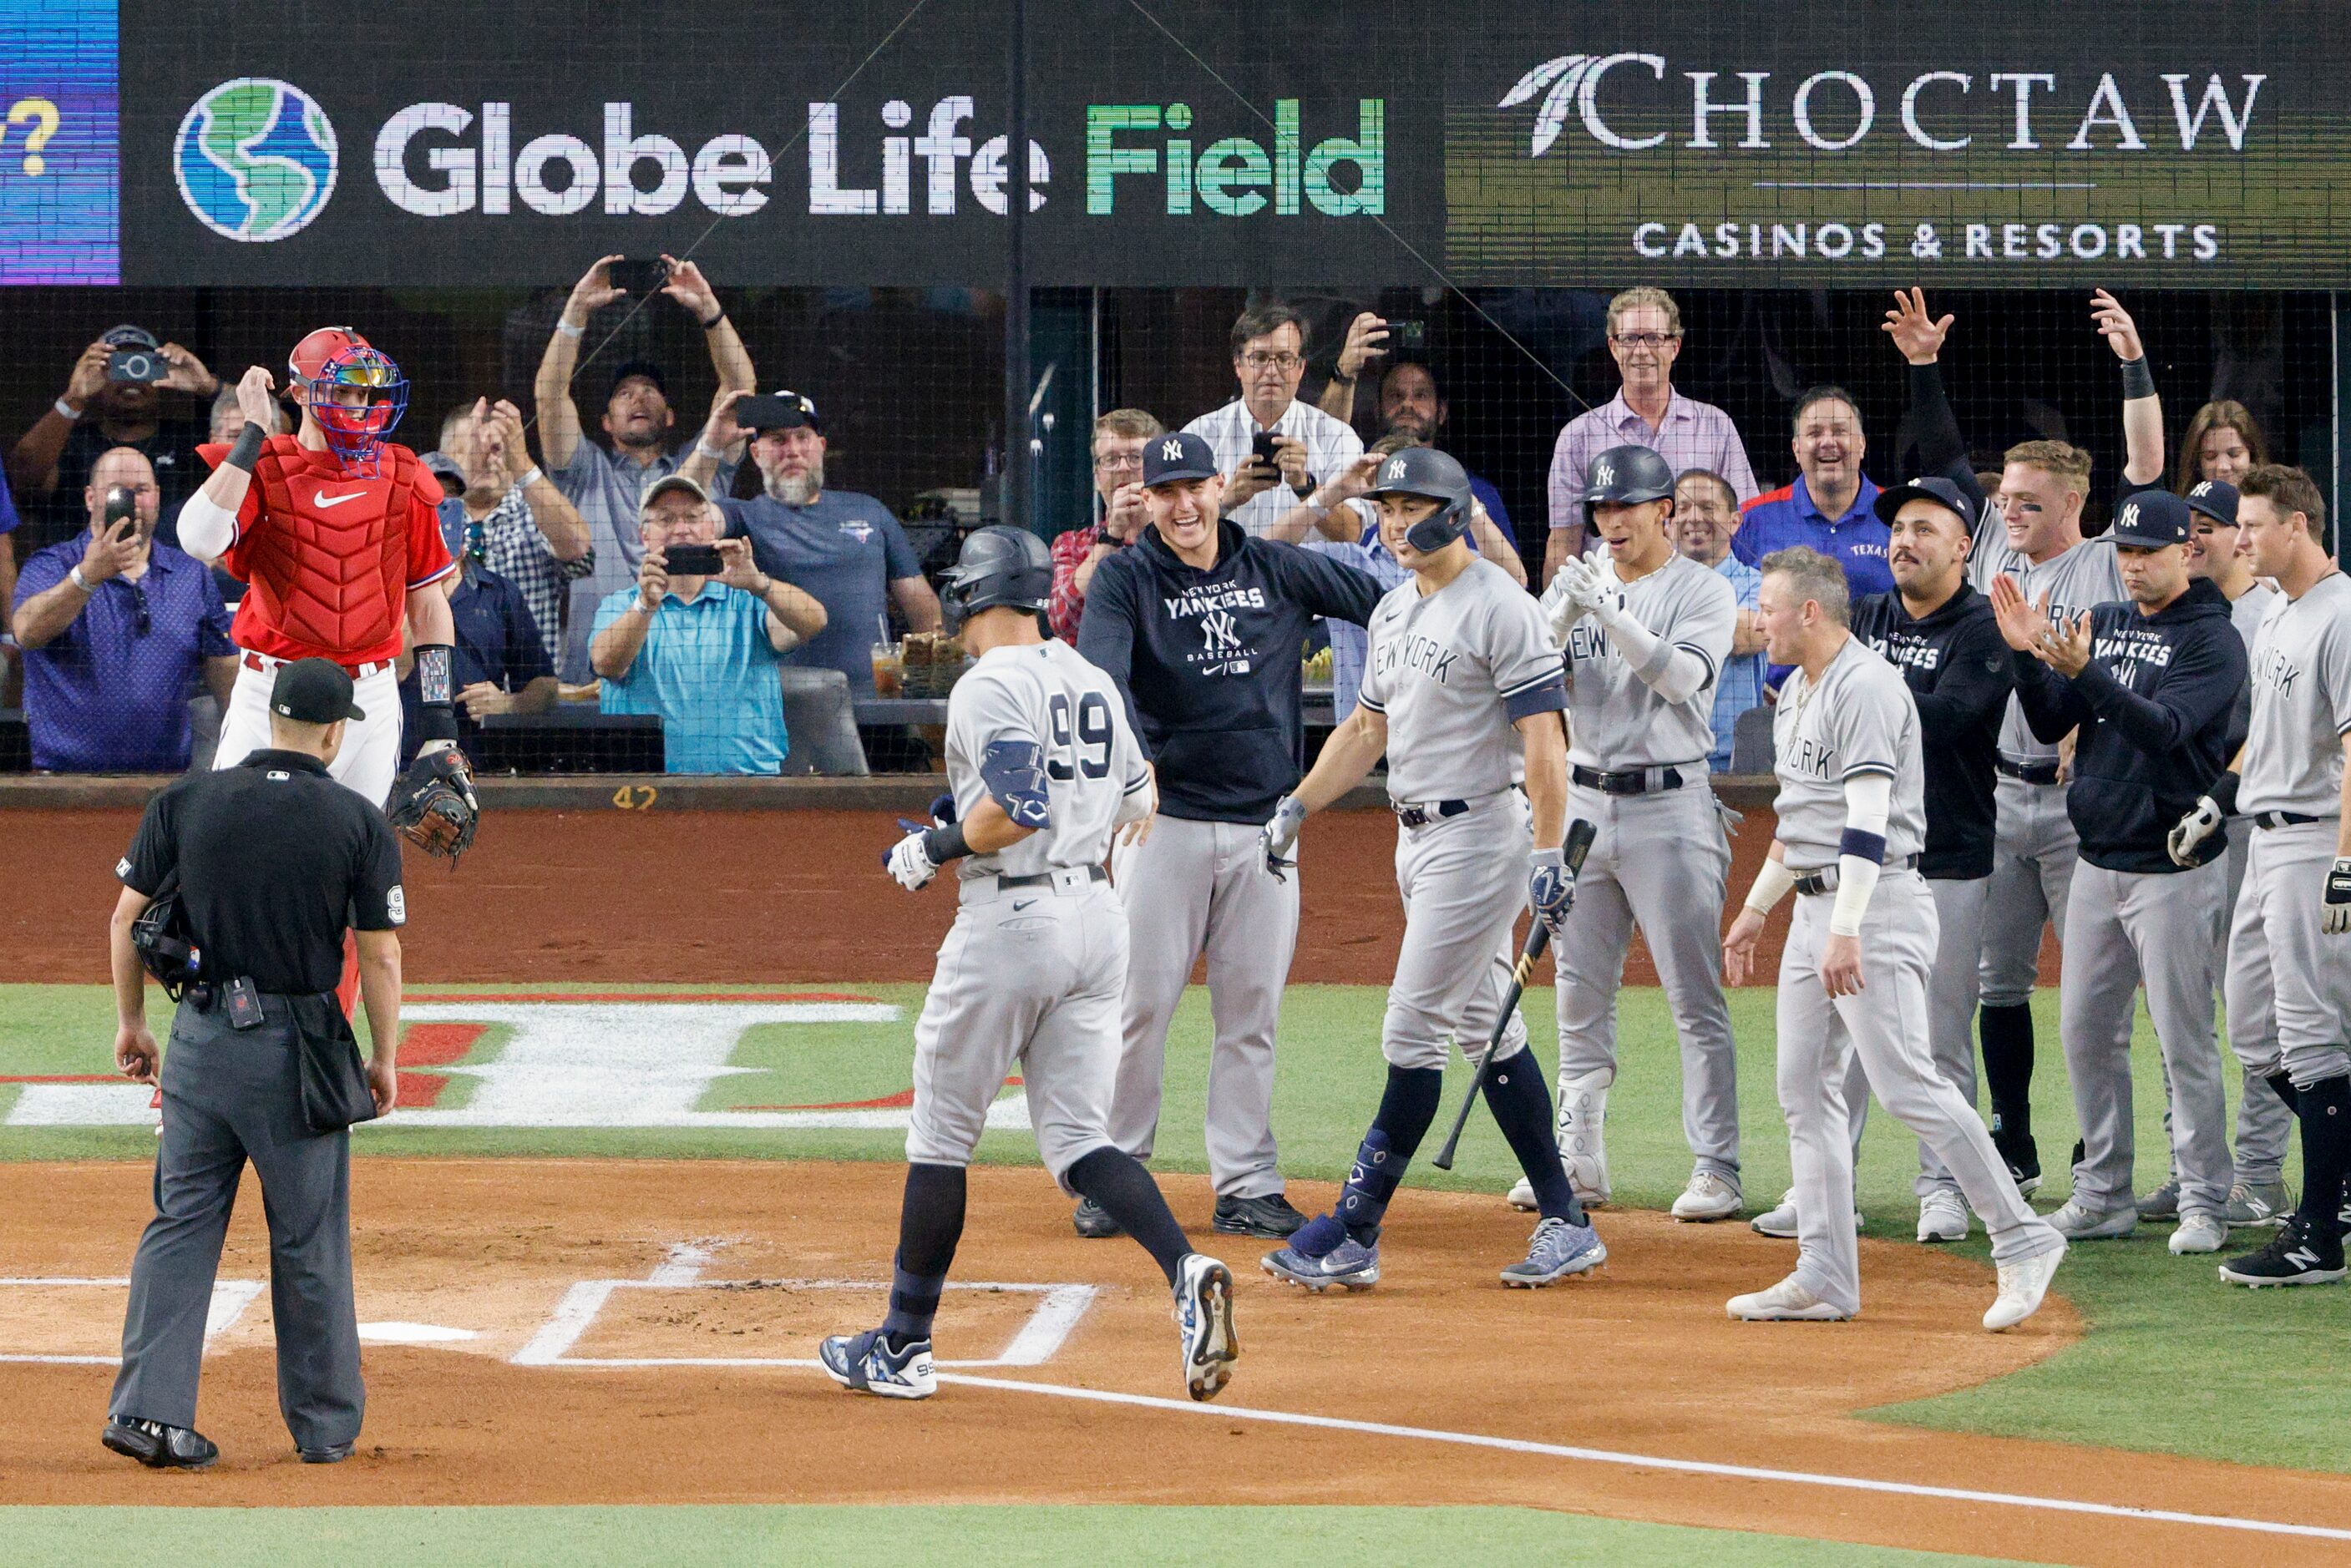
[[1984, 1243, 2065, 1331], [1727, 1274, 1849, 1322], [1749, 1187, 1863, 1239], [1507, 1157, 1606, 1212], [2168, 1210, 2227, 1255], [1917, 1189, 1969, 1243], [1670, 1169, 1743, 1222], [2049, 1199, 2136, 1241]]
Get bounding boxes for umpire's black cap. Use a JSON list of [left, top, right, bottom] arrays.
[[2185, 478, 2241, 526], [2109, 489, 2195, 549], [1143, 432, 1219, 486], [271, 658, 366, 723], [1874, 475, 1975, 529]]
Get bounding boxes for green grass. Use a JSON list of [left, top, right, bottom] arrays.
[[5, 980, 2347, 1474], [0, 1505, 2040, 1566]]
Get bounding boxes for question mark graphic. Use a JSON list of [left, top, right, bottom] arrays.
[[7, 99, 61, 177]]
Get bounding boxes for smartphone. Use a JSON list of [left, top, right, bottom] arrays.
[[661, 543, 726, 575], [107, 347, 170, 384], [1249, 431, 1282, 470], [735, 393, 809, 432], [1388, 320, 1428, 352], [607, 257, 670, 294]]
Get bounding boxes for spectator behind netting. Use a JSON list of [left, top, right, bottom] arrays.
[[1731, 386, 1892, 601], [396, 537, 560, 768], [1547, 287, 1757, 586], [9, 447, 234, 772], [1370, 358, 1516, 551], [436, 398, 594, 660], [684, 388, 941, 690], [1183, 301, 1366, 539], [535, 255, 755, 684], [1675, 469, 1766, 771], [2175, 399, 2267, 494], [590, 476, 826, 775], [1049, 408, 1162, 641], [8, 325, 220, 556]]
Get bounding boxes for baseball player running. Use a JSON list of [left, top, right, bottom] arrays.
[[1722, 548, 2064, 1328], [1257, 448, 1605, 1291], [2178, 467, 2351, 1286], [1990, 490, 2247, 1254], [1518, 443, 1744, 1222], [823, 527, 1238, 1401], [1076, 432, 1382, 1242]]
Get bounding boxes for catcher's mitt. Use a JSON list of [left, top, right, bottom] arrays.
[[388, 746, 479, 862]]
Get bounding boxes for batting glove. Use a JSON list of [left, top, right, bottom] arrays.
[[884, 830, 941, 892], [2326, 857, 2351, 935], [2167, 795, 2224, 867], [1528, 847, 1576, 933], [1260, 794, 1308, 880]]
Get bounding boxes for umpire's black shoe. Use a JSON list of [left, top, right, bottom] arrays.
[[2218, 1215, 2348, 1288], [1214, 1192, 1307, 1239], [299, 1442, 355, 1464], [1072, 1196, 1123, 1239], [103, 1417, 218, 1470]]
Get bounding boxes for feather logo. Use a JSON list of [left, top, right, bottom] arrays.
[[1497, 53, 1594, 158]]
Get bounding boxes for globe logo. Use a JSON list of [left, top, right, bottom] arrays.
[[175, 78, 338, 243]]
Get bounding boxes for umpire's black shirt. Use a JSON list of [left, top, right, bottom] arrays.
[[119, 750, 407, 994], [1850, 582, 2012, 881]]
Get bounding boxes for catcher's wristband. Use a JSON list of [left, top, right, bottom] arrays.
[[415, 643, 459, 744], [225, 421, 266, 473]]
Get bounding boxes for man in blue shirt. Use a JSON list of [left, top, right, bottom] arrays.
[[590, 476, 827, 775], [684, 389, 942, 693], [1675, 468, 1766, 769], [10, 448, 234, 771], [1732, 386, 1890, 599], [398, 548, 559, 768]]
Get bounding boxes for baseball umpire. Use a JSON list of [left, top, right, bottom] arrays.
[[1990, 490, 2247, 1254], [1075, 431, 1382, 1241], [104, 658, 406, 1469], [1526, 443, 1745, 1222]]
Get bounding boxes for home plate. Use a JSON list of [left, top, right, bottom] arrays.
[[358, 1322, 477, 1344]]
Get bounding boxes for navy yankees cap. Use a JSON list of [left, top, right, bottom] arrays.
[[2108, 489, 2194, 549], [1143, 431, 1219, 486], [271, 658, 366, 724], [2185, 478, 2241, 527], [1874, 475, 1975, 529]]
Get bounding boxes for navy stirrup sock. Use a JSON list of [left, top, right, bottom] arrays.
[[1316, 1065, 1442, 1250], [1979, 1002, 2036, 1143], [2293, 1075, 2351, 1238], [1484, 1049, 1585, 1225], [1066, 1147, 1191, 1285], [881, 1163, 966, 1344]]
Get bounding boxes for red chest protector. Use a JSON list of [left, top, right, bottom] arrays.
[[223, 436, 423, 663]]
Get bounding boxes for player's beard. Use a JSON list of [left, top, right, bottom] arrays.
[[763, 458, 823, 507]]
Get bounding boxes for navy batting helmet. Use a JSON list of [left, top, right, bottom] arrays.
[[1581, 444, 1677, 508], [1365, 446, 1474, 554], [940, 524, 1053, 629]]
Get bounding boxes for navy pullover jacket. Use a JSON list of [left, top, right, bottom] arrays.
[[1078, 518, 1384, 823]]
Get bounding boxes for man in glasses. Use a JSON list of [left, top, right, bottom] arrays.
[[1547, 288, 1757, 588], [1049, 408, 1163, 641], [10, 446, 235, 771], [1183, 303, 1366, 539]]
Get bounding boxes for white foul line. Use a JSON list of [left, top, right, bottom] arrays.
[[932, 1372, 2351, 1545]]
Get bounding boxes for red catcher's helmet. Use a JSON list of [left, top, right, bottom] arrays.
[[286, 326, 408, 473]]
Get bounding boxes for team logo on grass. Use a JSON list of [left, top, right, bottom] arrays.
[[175, 78, 339, 242]]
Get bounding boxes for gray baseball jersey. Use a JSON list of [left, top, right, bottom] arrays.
[[1359, 558, 1565, 801], [1770, 635, 1927, 868], [2232, 581, 2281, 645], [1543, 552, 1736, 769], [945, 640, 1151, 881], [2239, 572, 2351, 816], [1968, 520, 2125, 762]]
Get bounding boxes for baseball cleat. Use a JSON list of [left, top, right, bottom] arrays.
[[2047, 1199, 2137, 1241], [1991, 1128, 2040, 1197], [1500, 1216, 1606, 1287], [1917, 1189, 1969, 1243], [2220, 1178, 2292, 1229], [1173, 1253, 1239, 1401], [1072, 1196, 1123, 1239], [2134, 1176, 2181, 1221], [1507, 1157, 1607, 1212], [1726, 1275, 1849, 1322], [2168, 1211, 2228, 1255], [1261, 1217, 1380, 1292], [1212, 1192, 1306, 1239], [102, 1418, 217, 1470], [1670, 1170, 1743, 1222], [1749, 1187, 1862, 1239], [818, 1328, 936, 1399], [1984, 1243, 2066, 1331], [2218, 1216, 2347, 1287]]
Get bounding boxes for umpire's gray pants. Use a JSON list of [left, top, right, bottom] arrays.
[[1978, 776, 2076, 1009], [1109, 815, 1298, 1199], [1553, 781, 1740, 1178], [2060, 857, 2232, 1215], [111, 997, 362, 1452], [1778, 872, 2060, 1316]]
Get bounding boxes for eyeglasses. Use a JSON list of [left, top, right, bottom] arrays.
[[1239, 352, 1305, 372], [1093, 451, 1144, 472], [129, 582, 149, 636], [1610, 331, 1680, 348]]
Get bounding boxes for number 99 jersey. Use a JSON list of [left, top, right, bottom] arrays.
[[945, 640, 1153, 881]]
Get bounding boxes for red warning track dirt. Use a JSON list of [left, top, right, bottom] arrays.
[[3, 1160, 2343, 1565]]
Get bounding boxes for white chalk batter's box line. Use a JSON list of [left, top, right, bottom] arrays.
[[0, 1276, 263, 1366]]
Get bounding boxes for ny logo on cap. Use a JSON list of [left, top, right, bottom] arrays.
[[2191, 481, 2213, 498], [2120, 502, 2140, 529], [1384, 458, 1406, 481], [1594, 458, 1614, 485], [1161, 438, 1184, 461]]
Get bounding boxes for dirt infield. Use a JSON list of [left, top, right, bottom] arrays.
[[3, 1159, 2344, 1564], [0, 805, 2058, 988]]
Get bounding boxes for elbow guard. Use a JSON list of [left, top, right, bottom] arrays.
[[979, 740, 1051, 829]]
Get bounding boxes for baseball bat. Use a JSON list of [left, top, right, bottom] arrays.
[[1430, 817, 1596, 1172]]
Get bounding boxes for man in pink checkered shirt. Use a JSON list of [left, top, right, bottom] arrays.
[[1050, 408, 1162, 642]]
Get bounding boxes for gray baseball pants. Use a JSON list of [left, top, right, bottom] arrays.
[[2059, 857, 2232, 1214], [1384, 790, 1533, 1072], [1553, 781, 1740, 1178], [1978, 776, 2076, 1009], [2226, 819, 2351, 1092], [1107, 815, 1298, 1200]]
